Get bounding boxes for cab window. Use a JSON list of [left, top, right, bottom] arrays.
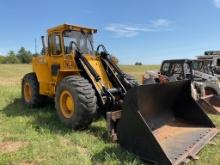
[[192, 61, 199, 70], [63, 30, 94, 55], [184, 63, 191, 74], [49, 33, 62, 55], [162, 62, 170, 72], [170, 63, 182, 74]]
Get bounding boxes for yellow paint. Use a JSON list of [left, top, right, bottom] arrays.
[[59, 90, 75, 118], [32, 24, 112, 97], [85, 55, 113, 89], [33, 52, 79, 96], [23, 82, 32, 102]]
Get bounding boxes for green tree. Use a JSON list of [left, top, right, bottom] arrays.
[[32, 53, 40, 57], [3, 51, 19, 64], [17, 47, 32, 63], [0, 56, 5, 64]]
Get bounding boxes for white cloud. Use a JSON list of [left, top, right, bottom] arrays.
[[105, 19, 173, 38], [213, 0, 220, 8], [150, 19, 172, 28]]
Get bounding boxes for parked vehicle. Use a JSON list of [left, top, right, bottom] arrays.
[[143, 59, 220, 114]]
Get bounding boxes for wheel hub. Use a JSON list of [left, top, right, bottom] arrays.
[[24, 82, 32, 102], [60, 90, 75, 118]]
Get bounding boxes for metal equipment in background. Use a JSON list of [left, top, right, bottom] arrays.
[[143, 59, 220, 114]]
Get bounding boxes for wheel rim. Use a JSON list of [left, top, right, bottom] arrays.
[[59, 90, 75, 118], [24, 82, 32, 102]]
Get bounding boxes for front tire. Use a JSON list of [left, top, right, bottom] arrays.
[[55, 75, 97, 129]]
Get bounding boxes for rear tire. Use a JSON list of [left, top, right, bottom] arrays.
[[55, 75, 97, 129], [22, 72, 47, 107]]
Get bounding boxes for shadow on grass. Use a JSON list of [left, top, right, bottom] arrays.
[[2, 98, 68, 133], [2, 98, 147, 164], [2, 98, 108, 138]]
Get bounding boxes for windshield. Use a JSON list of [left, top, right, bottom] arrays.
[[63, 30, 94, 54], [192, 61, 213, 75], [161, 62, 183, 76]]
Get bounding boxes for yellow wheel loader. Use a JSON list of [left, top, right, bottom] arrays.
[[22, 24, 219, 165]]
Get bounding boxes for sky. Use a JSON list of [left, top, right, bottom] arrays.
[[0, 0, 220, 64]]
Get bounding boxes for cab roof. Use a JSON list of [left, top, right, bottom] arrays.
[[197, 55, 220, 60], [47, 24, 97, 34], [162, 59, 191, 63]]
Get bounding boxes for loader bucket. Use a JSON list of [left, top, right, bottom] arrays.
[[117, 80, 218, 165], [198, 95, 220, 114]]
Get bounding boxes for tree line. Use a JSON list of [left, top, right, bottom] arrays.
[[0, 47, 39, 64]]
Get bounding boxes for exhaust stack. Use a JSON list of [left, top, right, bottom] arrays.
[[41, 36, 46, 55]]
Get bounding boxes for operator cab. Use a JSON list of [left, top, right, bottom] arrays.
[[160, 59, 192, 80], [42, 24, 97, 56]]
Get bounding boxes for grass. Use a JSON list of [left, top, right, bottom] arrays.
[[0, 64, 219, 165], [120, 65, 159, 82]]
